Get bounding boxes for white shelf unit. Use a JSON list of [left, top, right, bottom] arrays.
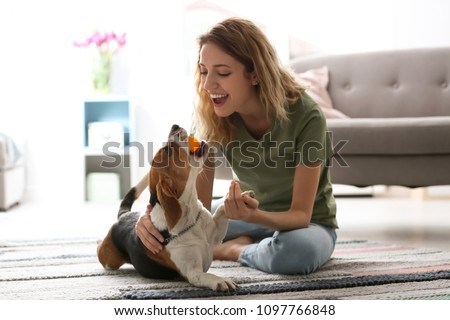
[[83, 96, 136, 201]]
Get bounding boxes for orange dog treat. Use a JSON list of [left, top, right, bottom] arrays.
[[188, 135, 201, 153]]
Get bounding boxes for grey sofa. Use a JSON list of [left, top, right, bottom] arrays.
[[287, 47, 450, 187]]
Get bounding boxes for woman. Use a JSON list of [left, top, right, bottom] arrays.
[[137, 17, 338, 275]]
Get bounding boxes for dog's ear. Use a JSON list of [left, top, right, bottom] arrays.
[[156, 178, 182, 231]]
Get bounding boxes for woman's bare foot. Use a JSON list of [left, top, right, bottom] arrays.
[[213, 236, 253, 261]]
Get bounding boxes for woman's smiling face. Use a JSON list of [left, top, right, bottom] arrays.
[[199, 42, 259, 118]]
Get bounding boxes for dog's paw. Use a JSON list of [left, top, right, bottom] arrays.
[[242, 190, 255, 198], [212, 277, 237, 292]]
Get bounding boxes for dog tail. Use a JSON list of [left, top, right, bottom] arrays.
[[118, 172, 149, 218]]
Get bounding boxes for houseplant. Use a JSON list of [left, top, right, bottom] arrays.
[[74, 31, 126, 93]]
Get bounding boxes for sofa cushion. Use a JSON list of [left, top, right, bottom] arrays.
[[328, 116, 450, 155], [294, 66, 349, 119]]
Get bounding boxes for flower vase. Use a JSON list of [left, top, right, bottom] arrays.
[[92, 51, 111, 94]]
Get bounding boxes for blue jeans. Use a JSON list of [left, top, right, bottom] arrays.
[[211, 198, 337, 275]]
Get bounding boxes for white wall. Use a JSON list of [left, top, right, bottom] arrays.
[[288, 0, 450, 55], [0, 0, 190, 204], [1, 0, 449, 204], [0, 1, 86, 203], [203, 0, 450, 59]]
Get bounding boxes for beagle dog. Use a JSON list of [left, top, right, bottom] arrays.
[[97, 125, 252, 291]]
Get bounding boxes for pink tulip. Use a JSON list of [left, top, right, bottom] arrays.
[[74, 30, 126, 52], [116, 33, 127, 46]]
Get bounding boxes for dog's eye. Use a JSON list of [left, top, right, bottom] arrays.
[[163, 146, 172, 156]]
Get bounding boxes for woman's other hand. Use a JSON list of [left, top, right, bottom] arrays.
[[224, 181, 259, 221]]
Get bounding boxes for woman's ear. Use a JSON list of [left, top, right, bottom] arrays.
[[250, 73, 259, 86], [156, 178, 182, 231]]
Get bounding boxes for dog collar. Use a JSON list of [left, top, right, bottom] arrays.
[[158, 210, 202, 246], [159, 229, 172, 244]]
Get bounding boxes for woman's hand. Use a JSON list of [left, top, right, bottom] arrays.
[[224, 181, 259, 221], [135, 204, 164, 254]]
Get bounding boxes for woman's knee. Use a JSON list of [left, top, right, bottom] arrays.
[[265, 228, 335, 275], [267, 238, 319, 274]]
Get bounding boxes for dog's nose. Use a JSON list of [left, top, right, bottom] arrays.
[[171, 124, 180, 131]]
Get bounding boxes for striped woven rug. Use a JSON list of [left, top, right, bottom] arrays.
[[1, 238, 449, 299]]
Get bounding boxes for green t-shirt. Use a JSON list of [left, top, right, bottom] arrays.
[[222, 93, 338, 229]]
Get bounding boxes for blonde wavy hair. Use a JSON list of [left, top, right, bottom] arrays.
[[193, 17, 306, 145]]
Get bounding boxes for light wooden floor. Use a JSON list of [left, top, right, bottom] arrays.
[[1, 186, 449, 251], [336, 186, 450, 251]]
